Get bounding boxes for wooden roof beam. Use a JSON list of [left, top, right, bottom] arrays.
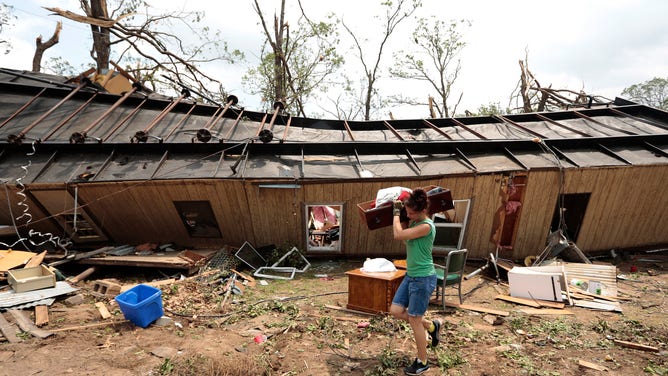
[[382, 120, 422, 173], [0, 88, 47, 132], [280, 114, 292, 143], [597, 143, 632, 165], [8, 79, 90, 145], [454, 148, 477, 172], [165, 102, 197, 142], [535, 113, 592, 137], [607, 107, 668, 131], [573, 111, 636, 136], [503, 147, 529, 170], [100, 94, 149, 143], [41, 91, 100, 142], [223, 109, 245, 141], [643, 141, 668, 158], [132, 88, 191, 143], [343, 120, 369, 175], [422, 119, 453, 140], [494, 115, 545, 139], [449, 118, 487, 139], [550, 146, 580, 167]]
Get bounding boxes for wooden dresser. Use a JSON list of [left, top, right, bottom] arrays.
[[345, 268, 406, 314]]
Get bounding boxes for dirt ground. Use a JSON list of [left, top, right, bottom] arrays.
[[0, 252, 666, 376]]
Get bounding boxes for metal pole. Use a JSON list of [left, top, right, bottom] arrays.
[[131, 88, 190, 143], [195, 95, 239, 143], [70, 82, 142, 143], [7, 79, 91, 144]]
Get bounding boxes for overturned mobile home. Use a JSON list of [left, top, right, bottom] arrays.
[[0, 68, 666, 260]]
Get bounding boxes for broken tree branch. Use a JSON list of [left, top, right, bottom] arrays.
[[32, 21, 62, 72]]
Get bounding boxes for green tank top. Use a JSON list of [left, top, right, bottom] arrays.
[[405, 218, 436, 277]]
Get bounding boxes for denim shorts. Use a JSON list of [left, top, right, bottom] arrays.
[[392, 274, 437, 317]]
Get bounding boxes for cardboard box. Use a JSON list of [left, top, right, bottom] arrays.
[[357, 186, 454, 230], [8, 265, 56, 293]]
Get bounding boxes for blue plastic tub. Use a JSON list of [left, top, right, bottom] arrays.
[[114, 284, 163, 328]]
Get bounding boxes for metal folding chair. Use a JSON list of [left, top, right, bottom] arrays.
[[434, 249, 468, 307]]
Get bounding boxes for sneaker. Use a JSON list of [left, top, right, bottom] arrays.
[[428, 319, 441, 348], [404, 358, 429, 375]]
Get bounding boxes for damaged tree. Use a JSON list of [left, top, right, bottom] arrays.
[[32, 21, 62, 72], [341, 0, 422, 120], [510, 51, 611, 113], [45, 1, 242, 101], [247, 0, 343, 116], [389, 18, 469, 118]]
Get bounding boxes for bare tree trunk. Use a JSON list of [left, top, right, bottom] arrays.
[[32, 21, 62, 72], [364, 73, 373, 120], [428, 96, 436, 118], [518, 60, 532, 113], [86, 0, 110, 71]]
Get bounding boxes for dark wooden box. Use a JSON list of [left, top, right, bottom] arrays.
[[346, 268, 406, 314], [357, 186, 454, 230]]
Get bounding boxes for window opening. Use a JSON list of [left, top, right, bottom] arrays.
[[174, 201, 221, 238], [305, 204, 343, 252]]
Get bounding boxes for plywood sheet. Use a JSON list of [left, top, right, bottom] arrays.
[[0, 250, 36, 272]]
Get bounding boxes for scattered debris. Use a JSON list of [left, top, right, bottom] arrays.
[[482, 314, 505, 325], [92, 279, 122, 298], [495, 294, 565, 309], [0, 250, 36, 273], [0, 311, 20, 343], [64, 294, 85, 306], [67, 267, 96, 284], [0, 281, 78, 309], [613, 339, 659, 353], [34, 305, 49, 326], [520, 308, 575, 315], [445, 302, 510, 316], [8, 309, 53, 339], [577, 359, 609, 372], [95, 302, 112, 319]]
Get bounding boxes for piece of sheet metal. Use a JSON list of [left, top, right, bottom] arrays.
[[0, 281, 78, 309]]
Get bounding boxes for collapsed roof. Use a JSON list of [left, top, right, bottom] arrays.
[[0, 67, 667, 184]]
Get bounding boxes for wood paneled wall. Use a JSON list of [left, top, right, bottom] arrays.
[[560, 165, 668, 251], [2, 164, 665, 260]]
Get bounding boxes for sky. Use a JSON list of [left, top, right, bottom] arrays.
[[1, 0, 667, 119]]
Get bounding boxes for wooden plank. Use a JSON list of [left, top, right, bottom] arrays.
[[520, 308, 575, 315], [7, 309, 53, 339], [573, 300, 622, 312], [25, 251, 47, 268], [50, 320, 126, 332], [34, 305, 49, 327], [0, 312, 20, 343], [578, 359, 609, 371], [68, 267, 96, 284], [231, 269, 256, 287], [445, 302, 510, 316], [495, 294, 565, 309], [95, 302, 112, 319], [613, 339, 659, 353], [324, 304, 377, 317], [0, 250, 36, 272]]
